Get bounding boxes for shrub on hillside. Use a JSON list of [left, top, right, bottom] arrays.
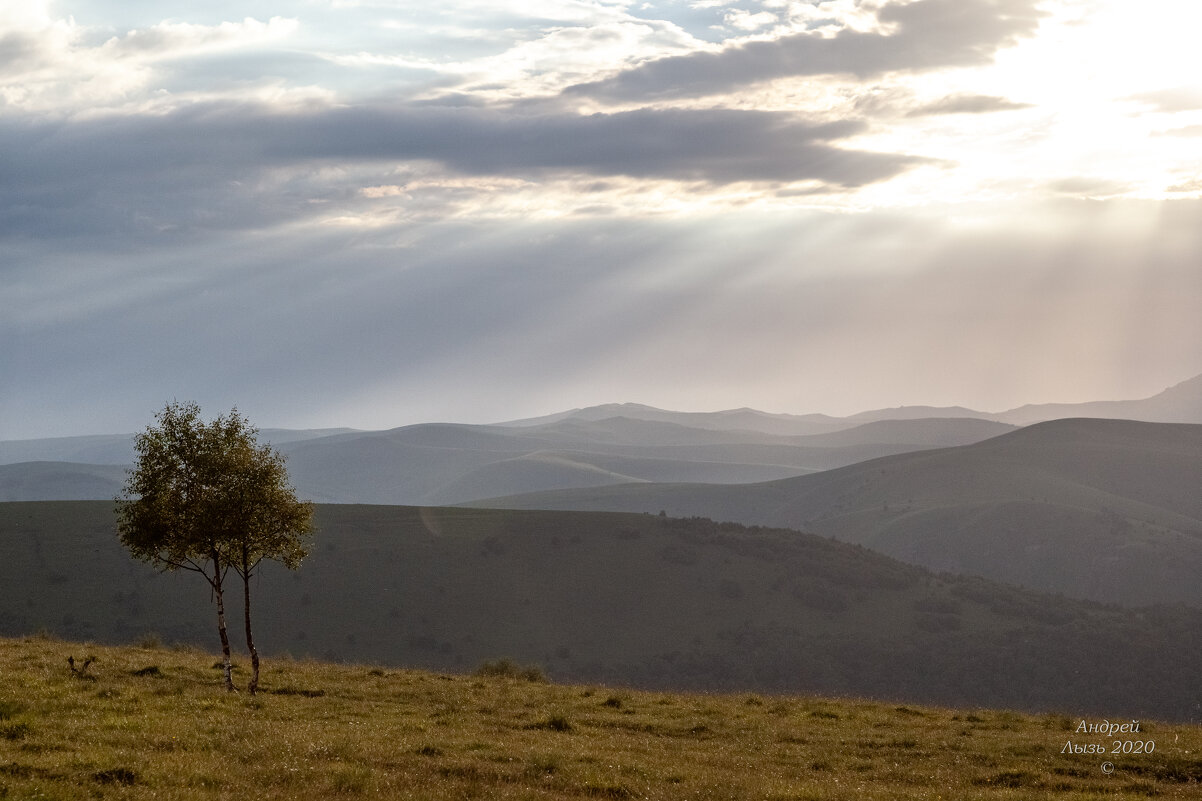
[[474, 658, 547, 682]]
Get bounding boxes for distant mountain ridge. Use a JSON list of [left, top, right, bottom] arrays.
[[993, 373, 1202, 425], [4, 371, 1198, 464], [1, 372, 1198, 507], [0, 416, 1016, 505], [498, 402, 848, 436], [500, 372, 1202, 431]]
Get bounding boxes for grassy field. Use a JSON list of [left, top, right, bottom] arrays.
[[2, 635, 1201, 800]]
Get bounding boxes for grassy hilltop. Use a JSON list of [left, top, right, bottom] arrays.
[[3, 635, 1202, 800]]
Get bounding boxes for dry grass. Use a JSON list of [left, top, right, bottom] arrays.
[[2, 634, 1200, 800]]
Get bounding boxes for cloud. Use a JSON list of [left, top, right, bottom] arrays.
[[565, 0, 1044, 101], [0, 14, 302, 112], [1167, 178, 1202, 193], [1155, 125, 1202, 138], [722, 9, 779, 32], [100, 17, 299, 58], [1128, 86, 1202, 113], [0, 101, 925, 242], [905, 93, 1031, 116], [430, 17, 703, 98], [1047, 177, 1133, 198]]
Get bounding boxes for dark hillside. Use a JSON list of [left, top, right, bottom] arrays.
[[3, 501, 1202, 720]]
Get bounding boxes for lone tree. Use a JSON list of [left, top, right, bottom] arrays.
[[116, 401, 314, 693]]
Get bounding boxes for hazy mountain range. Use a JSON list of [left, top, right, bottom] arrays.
[[2, 373, 1200, 610], [2, 372, 1198, 505], [0, 415, 1017, 504], [500, 372, 1202, 429]]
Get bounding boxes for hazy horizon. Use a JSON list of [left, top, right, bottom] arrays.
[[4, 0, 1201, 439], [2, 370, 1198, 441]]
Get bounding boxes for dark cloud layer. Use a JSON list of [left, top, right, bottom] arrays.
[[565, 0, 1044, 101], [267, 106, 908, 184], [6, 104, 909, 182], [0, 103, 922, 241]]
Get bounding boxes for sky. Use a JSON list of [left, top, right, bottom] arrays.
[[3, 0, 1201, 438]]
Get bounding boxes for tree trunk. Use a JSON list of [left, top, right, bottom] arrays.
[[242, 546, 260, 696], [212, 550, 237, 692]]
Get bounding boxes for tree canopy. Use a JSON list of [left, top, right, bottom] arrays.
[[116, 401, 314, 692]]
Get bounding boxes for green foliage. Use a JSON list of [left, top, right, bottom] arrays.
[[474, 658, 547, 683], [116, 401, 314, 577], [115, 401, 314, 693]]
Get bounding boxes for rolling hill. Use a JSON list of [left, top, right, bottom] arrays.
[[0, 428, 356, 466], [4, 501, 1202, 720], [0, 417, 1015, 505], [0, 461, 128, 501], [475, 418, 1202, 607]]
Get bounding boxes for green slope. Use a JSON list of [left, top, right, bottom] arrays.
[[4, 501, 1202, 721]]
